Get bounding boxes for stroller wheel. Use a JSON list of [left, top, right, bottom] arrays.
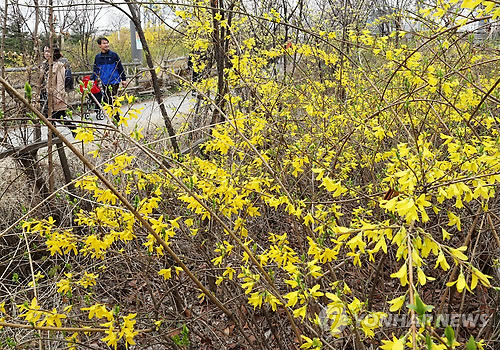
[[96, 111, 105, 120]]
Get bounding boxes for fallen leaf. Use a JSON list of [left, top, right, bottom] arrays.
[[168, 328, 181, 338]]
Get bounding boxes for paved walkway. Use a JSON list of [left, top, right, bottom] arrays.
[[0, 91, 195, 149], [0, 91, 196, 208], [121, 92, 193, 133], [82, 91, 194, 136]]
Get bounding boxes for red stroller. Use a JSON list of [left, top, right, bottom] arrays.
[[80, 75, 105, 120]]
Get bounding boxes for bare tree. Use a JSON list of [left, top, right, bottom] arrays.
[[100, 0, 180, 153], [1, 0, 7, 112], [68, 1, 103, 63]]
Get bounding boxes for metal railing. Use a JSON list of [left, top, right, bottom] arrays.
[[3, 56, 188, 90]]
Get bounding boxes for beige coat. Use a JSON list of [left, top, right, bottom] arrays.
[[47, 61, 67, 112]]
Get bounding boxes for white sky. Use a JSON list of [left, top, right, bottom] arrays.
[[13, 1, 174, 37]]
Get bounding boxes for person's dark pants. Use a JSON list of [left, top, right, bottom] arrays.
[[88, 91, 105, 120], [102, 84, 120, 124], [52, 110, 77, 137]]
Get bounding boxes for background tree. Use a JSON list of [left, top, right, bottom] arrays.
[[66, 2, 103, 65]]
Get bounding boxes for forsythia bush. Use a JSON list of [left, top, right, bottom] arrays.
[[2, 0, 500, 349]]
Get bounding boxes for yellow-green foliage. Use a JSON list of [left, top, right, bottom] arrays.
[[103, 25, 187, 63]]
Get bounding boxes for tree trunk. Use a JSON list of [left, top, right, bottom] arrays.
[[125, 1, 179, 153], [209, 0, 227, 127], [1, 0, 7, 113], [33, 0, 41, 144], [47, 0, 55, 194], [56, 143, 76, 200]]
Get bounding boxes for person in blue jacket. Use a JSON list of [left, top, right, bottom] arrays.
[[91, 37, 127, 123]]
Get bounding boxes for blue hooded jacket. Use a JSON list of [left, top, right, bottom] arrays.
[[91, 50, 126, 85]]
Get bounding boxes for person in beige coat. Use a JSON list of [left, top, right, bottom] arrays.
[[40, 46, 77, 137]]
